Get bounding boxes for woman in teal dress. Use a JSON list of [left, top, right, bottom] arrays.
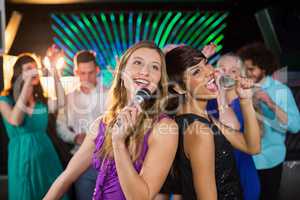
[[0, 53, 68, 200]]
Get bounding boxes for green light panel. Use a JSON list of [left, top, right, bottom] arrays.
[[51, 11, 228, 85]]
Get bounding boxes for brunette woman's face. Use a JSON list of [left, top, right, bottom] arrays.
[[22, 62, 40, 85], [183, 59, 218, 100], [122, 48, 162, 98]]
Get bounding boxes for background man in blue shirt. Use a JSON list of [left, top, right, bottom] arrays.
[[238, 43, 300, 200]]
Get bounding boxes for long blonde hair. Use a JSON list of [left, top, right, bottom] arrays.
[[100, 41, 169, 161]]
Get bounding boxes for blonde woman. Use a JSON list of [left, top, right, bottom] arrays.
[[44, 41, 179, 200], [207, 53, 261, 200]]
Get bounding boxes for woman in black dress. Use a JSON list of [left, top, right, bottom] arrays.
[[164, 46, 261, 200]]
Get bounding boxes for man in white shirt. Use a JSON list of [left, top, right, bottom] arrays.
[[56, 50, 108, 200]]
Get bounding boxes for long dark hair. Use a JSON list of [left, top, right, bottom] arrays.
[[1, 53, 47, 104]]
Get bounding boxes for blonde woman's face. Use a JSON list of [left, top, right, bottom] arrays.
[[218, 56, 241, 80], [122, 48, 162, 96]]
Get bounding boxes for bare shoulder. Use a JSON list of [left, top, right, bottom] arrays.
[[148, 117, 178, 147], [153, 117, 178, 136], [87, 115, 104, 140], [186, 119, 210, 132], [185, 120, 213, 141], [184, 121, 214, 159]]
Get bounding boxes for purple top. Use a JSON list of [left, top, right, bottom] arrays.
[[92, 114, 169, 200]]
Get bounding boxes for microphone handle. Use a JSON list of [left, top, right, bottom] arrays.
[[220, 75, 261, 88]]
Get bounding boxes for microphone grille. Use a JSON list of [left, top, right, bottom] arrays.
[[219, 75, 236, 88], [134, 88, 152, 104]]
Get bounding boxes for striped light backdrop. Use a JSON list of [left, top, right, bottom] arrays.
[[51, 11, 228, 85]]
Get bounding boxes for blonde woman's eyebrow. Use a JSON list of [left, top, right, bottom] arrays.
[[152, 61, 161, 65], [133, 56, 160, 65], [132, 56, 144, 60]]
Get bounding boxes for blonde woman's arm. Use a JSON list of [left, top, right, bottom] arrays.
[[43, 118, 100, 200], [214, 78, 261, 155], [112, 116, 178, 200]]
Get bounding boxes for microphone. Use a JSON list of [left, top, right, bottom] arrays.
[[219, 75, 261, 89], [131, 88, 152, 106], [115, 88, 152, 128]]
